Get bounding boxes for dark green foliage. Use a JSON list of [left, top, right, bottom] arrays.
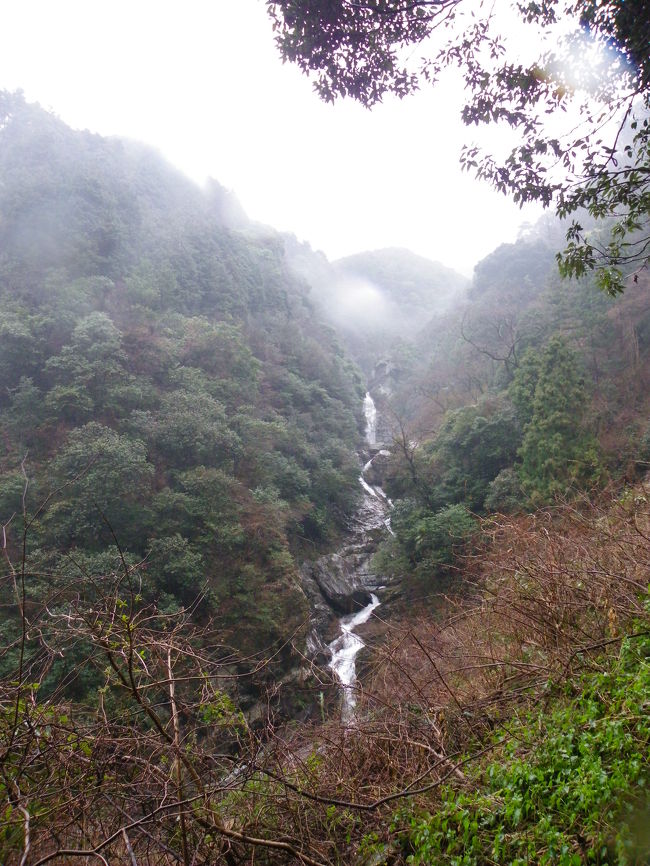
[[44, 423, 154, 550], [426, 399, 522, 511], [153, 466, 246, 555], [512, 338, 604, 504], [484, 467, 525, 513], [0, 313, 40, 388], [6, 377, 47, 448], [44, 312, 130, 422], [0, 472, 28, 522], [145, 534, 206, 603], [150, 390, 239, 469], [0, 94, 364, 670], [509, 346, 543, 426], [386, 397, 522, 514], [389, 500, 479, 583]]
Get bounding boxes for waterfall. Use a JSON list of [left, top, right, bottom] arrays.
[[328, 594, 380, 719], [324, 390, 392, 718], [363, 392, 377, 445]]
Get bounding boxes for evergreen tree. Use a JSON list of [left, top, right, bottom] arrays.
[[514, 338, 603, 503]]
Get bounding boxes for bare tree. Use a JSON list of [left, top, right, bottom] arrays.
[[460, 311, 527, 380]]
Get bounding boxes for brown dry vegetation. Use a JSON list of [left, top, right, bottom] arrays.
[[1, 485, 648, 865], [256, 485, 650, 863]]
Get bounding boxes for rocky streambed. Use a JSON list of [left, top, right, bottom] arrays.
[[300, 393, 395, 715]]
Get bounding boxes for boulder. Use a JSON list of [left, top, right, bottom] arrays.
[[303, 553, 372, 614], [363, 449, 391, 486]]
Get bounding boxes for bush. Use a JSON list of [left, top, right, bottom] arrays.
[[391, 501, 479, 583], [484, 467, 524, 513], [399, 626, 650, 866]]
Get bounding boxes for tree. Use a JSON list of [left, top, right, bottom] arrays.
[[45, 422, 154, 550], [143, 389, 241, 469], [425, 398, 522, 511], [390, 499, 478, 583], [510, 337, 603, 502], [268, 0, 650, 294], [44, 312, 131, 421]]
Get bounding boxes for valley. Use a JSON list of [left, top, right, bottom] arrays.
[[0, 92, 648, 866]]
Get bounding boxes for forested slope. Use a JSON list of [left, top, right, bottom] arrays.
[[367, 215, 650, 594], [284, 237, 468, 374], [0, 91, 364, 680], [285, 216, 650, 866]]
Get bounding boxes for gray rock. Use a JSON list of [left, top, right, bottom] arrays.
[[363, 449, 391, 486], [300, 564, 336, 634], [304, 553, 373, 614]]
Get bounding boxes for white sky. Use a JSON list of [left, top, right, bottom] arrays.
[[0, 0, 546, 276]]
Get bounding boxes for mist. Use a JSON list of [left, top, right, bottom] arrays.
[[320, 276, 397, 334]]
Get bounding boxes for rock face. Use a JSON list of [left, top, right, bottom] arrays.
[[300, 553, 374, 665], [363, 449, 391, 487], [305, 553, 373, 614], [300, 460, 392, 664], [299, 565, 338, 663]]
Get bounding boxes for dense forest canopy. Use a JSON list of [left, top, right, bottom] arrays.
[[268, 0, 650, 294], [0, 90, 365, 670]]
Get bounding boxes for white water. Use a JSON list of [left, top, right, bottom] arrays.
[[327, 392, 391, 717], [359, 474, 380, 499], [328, 594, 380, 717], [363, 449, 390, 474], [363, 391, 377, 445]]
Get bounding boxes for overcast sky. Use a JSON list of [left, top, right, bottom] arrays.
[[1, 0, 545, 275]]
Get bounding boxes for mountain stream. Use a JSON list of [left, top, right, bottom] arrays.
[[324, 392, 392, 718]]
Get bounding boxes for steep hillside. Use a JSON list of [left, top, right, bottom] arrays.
[[334, 247, 467, 313], [0, 91, 648, 866], [362, 214, 650, 599], [0, 92, 365, 683]]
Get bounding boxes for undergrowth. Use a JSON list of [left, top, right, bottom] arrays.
[[395, 616, 650, 865], [2, 487, 648, 864]]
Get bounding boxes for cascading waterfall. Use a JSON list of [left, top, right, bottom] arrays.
[[327, 391, 390, 718], [328, 594, 380, 719], [363, 391, 377, 445]]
